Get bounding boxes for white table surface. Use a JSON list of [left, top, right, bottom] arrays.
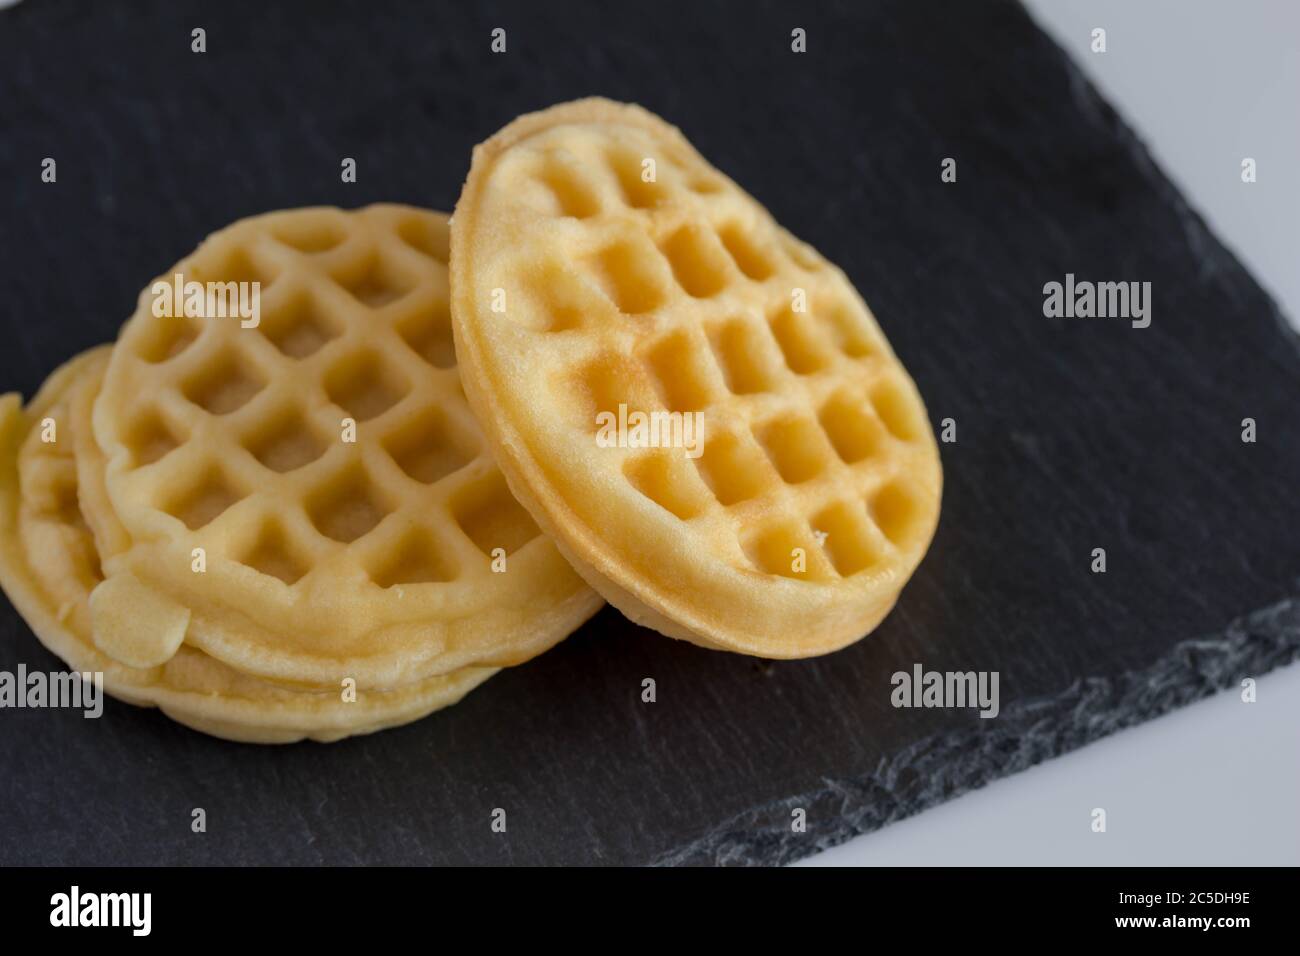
[[800, 0, 1300, 866]]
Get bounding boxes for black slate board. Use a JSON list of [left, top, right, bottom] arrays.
[[1, 0, 1298, 866]]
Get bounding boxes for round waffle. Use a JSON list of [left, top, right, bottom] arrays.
[[451, 99, 942, 657], [0, 348, 498, 743], [91, 205, 602, 687]]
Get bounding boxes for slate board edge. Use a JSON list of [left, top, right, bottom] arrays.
[[652, 30, 1300, 867], [1039, 4, 1300, 356], [654, 594, 1300, 866]]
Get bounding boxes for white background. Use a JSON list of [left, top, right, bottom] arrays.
[[802, 0, 1300, 866]]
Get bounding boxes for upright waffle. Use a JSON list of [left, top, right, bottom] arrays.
[[451, 99, 942, 657], [91, 205, 602, 687], [0, 348, 498, 743]]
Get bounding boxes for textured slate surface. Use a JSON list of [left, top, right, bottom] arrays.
[[1, 0, 1297, 866]]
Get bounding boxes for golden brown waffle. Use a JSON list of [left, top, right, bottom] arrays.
[[451, 99, 942, 657], [91, 205, 602, 687], [0, 349, 498, 743]]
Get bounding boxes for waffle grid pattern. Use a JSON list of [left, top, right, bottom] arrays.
[[482, 128, 938, 585], [0, 349, 498, 743], [97, 207, 542, 600]]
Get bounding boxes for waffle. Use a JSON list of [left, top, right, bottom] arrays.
[[0, 348, 498, 743], [451, 99, 942, 657], [90, 205, 602, 687]]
